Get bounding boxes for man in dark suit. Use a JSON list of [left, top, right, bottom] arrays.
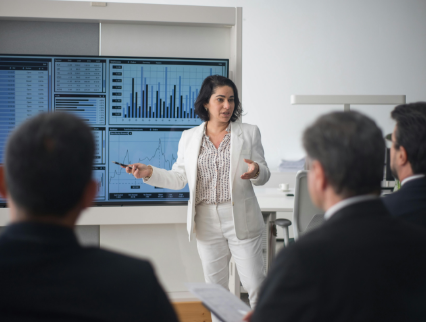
[[382, 102, 426, 229], [249, 111, 426, 322], [0, 113, 178, 322]]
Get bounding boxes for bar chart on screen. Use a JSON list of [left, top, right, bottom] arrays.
[[54, 94, 106, 125], [108, 59, 227, 125], [108, 127, 190, 201], [92, 127, 106, 164], [93, 166, 106, 201]]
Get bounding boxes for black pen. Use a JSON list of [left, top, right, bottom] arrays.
[[112, 161, 133, 169]]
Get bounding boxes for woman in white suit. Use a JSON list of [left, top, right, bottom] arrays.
[[124, 76, 270, 309]]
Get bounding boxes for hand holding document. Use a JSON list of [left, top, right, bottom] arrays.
[[186, 283, 251, 322]]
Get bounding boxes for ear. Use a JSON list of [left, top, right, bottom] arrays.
[[0, 166, 8, 199], [307, 160, 327, 210], [398, 145, 409, 166], [310, 160, 327, 192], [80, 179, 97, 210]]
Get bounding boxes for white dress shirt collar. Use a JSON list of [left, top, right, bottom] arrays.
[[401, 174, 425, 186], [324, 194, 378, 220]]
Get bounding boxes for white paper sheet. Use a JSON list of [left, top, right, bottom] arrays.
[[186, 283, 251, 322]]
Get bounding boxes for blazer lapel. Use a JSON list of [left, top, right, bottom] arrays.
[[186, 122, 205, 191], [230, 122, 243, 193]]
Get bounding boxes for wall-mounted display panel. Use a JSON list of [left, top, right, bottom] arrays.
[[0, 54, 229, 207]]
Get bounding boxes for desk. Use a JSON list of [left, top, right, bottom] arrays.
[[255, 187, 294, 212], [255, 187, 295, 241]]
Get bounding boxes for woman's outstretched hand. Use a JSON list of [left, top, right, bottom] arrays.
[[240, 159, 259, 180], [121, 163, 152, 179]]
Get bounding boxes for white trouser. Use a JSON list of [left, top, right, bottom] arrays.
[[194, 201, 265, 312]]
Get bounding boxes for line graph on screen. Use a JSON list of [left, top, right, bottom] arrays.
[[108, 127, 189, 199]]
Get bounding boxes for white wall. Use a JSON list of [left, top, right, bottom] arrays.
[[242, 0, 426, 169], [69, 0, 426, 170], [100, 24, 231, 58]]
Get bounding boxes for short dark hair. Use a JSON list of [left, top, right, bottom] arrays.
[[194, 75, 243, 122], [5, 112, 94, 217], [303, 111, 385, 197], [391, 102, 426, 174]]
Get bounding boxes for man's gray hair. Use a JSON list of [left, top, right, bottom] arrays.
[[303, 111, 385, 197]]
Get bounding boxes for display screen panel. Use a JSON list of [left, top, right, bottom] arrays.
[[0, 55, 228, 206]]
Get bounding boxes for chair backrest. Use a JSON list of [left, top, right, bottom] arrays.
[[293, 170, 324, 240]]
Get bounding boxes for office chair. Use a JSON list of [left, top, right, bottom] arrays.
[[293, 170, 324, 240], [275, 219, 291, 247]]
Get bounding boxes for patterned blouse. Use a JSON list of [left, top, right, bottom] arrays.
[[195, 123, 232, 205]]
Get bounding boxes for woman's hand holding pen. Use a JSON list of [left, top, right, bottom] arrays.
[[121, 163, 153, 179], [240, 159, 259, 179]]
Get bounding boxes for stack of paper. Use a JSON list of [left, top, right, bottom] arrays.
[[278, 157, 306, 172]]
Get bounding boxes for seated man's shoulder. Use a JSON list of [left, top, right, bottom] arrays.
[[276, 210, 426, 272], [383, 178, 426, 203], [82, 247, 152, 268], [78, 247, 157, 282], [382, 188, 406, 210], [273, 227, 331, 270], [382, 180, 426, 219], [71, 248, 169, 304]]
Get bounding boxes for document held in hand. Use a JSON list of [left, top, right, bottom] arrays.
[[186, 283, 251, 322]]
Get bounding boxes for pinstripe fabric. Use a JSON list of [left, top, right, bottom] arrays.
[[195, 123, 231, 205]]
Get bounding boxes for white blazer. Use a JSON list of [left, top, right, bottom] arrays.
[[145, 122, 270, 241]]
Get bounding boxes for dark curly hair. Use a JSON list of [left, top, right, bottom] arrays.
[[194, 75, 243, 122]]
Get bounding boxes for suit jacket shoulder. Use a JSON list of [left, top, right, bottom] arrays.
[[252, 199, 426, 322], [0, 231, 178, 322], [382, 177, 426, 229], [238, 122, 259, 134], [69, 247, 179, 321]]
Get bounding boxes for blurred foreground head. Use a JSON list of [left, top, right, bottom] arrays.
[[2, 112, 94, 218], [303, 111, 385, 208]]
